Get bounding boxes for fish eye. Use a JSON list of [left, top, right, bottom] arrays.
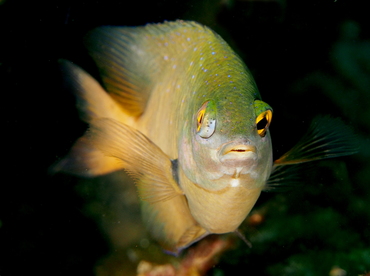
[[256, 110, 272, 137], [254, 100, 273, 137], [196, 101, 216, 138]]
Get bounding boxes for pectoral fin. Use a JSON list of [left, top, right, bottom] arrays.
[[266, 116, 358, 189], [273, 116, 358, 166], [88, 118, 183, 203]]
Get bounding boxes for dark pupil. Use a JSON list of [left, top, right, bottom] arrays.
[[199, 113, 204, 124], [257, 117, 268, 130]]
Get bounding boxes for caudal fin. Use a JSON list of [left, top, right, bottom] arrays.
[[51, 60, 135, 177]]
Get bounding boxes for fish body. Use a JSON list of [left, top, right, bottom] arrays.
[[55, 20, 356, 253]]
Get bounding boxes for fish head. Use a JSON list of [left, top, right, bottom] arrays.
[[179, 93, 273, 191]]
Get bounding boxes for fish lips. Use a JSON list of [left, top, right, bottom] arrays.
[[218, 141, 258, 169]]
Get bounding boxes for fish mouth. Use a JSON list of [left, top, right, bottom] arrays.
[[218, 141, 257, 167]]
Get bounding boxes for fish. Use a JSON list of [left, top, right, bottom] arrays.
[[53, 20, 357, 254]]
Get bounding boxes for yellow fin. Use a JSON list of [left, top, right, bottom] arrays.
[[177, 225, 208, 250], [140, 197, 200, 253], [52, 60, 133, 177], [88, 118, 183, 203], [50, 136, 123, 177], [59, 60, 132, 123]]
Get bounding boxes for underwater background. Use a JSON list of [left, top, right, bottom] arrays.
[[0, 0, 369, 275]]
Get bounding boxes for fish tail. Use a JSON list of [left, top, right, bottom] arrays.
[[51, 60, 135, 177], [59, 59, 134, 124]]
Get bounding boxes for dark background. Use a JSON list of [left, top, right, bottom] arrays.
[[1, 0, 369, 275]]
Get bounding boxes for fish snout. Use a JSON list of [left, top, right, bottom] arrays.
[[219, 141, 257, 167]]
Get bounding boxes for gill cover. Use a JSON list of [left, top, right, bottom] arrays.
[[196, 101, 217, 138], [254, 100, 273, 137]]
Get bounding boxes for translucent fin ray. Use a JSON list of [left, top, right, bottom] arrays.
[[88, 118, 183, 203]]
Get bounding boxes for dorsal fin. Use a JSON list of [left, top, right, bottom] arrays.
[[83, 20, 208, 116]]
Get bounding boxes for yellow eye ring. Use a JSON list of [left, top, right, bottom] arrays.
[[197, 108, 206, 132], [196, 101, 216, 138], [256, 110, 272, 137]]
